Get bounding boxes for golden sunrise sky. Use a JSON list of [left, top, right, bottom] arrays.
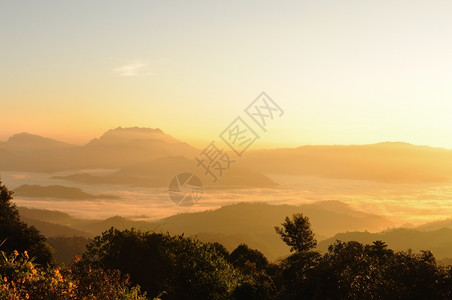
[[1, 1, 452, 148]]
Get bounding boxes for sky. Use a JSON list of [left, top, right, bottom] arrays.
[[1, 0, 452, 149]]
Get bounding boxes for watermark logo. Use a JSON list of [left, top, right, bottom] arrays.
[[195, 141, 235, 183], [196, 91, 283, 183], [245, 92, 284, 132], [219, 117, 259, 157], [168, 173, 203, 206], [169, 91, 283, 206]]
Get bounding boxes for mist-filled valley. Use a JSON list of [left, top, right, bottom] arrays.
[[3, 128, 452, 298], [3, 127, 452, 264]]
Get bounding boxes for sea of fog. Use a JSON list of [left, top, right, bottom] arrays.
[[2, 170, 452, 226]]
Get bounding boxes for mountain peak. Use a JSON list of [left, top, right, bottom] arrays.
[[6, 133, 72, 148], [9, 132, 43, 141], [87, 126, 179, 146], [109, 126, 164, 134]]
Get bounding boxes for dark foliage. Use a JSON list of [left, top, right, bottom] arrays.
[[80, 227, 241, 299], [0, 181, 53, 266], [275, 213, 317, 252], [47, 236, 91, 265], [230, 244, 269, 271]]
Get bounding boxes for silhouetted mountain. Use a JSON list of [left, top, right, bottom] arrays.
[[17, 202, 391, 261], [317, 227, 452, 260], [240, 142, 452, 183], [18, 207, 78, 226], [156, 201, 389, 236], [77, 127, 199, 168], [1, 133, 74, 150], [18, 207, 93, 237], [417, 218, 452, 231], [20, 216, 92, 238], [86, 127, 179, 145], [0, 133, 77, 172], [75, 216, 157, 235], [17, 206, 93, 264], [148, 201, 391, 260], [14, 184, 120, 200], [0, 127, 199, 172], [2, 128, 452, 184], [18, 207, 154, 236]]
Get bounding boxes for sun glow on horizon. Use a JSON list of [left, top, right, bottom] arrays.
[[1, 1, 452, 148]]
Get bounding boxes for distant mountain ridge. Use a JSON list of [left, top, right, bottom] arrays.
[[240, 142, 452, 183], [0, 127, 200, 172], [14, 184, 120, 200], [2, 127, 452, 184], [4, 132, 74, 149]]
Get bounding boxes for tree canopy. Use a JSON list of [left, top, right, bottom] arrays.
[[79, 227, 242, 299], [274, 213, 317, 252], [0, 181, 53, 266]]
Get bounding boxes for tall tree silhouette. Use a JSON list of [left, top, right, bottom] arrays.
[[0, 181, 53, 265], [275, 213, 317, 252]]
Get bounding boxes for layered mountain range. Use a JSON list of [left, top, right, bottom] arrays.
[[18, 202, 452, 262], [1, 127, 452, 187]]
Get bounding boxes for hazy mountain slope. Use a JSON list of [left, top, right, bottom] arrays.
[[1, 133, 74, 151], [18, 207, 80, 226], [73, 216, 157, 236], [14, 184, 120, 200], [18, 202, 392, 261], [20, 216, 92, 238], [0, 133, 78, 172], [77, 130, 199, 168], [0, 127, 199, 171], [154, 201, 391, 237], [317, 228, 452, 260], [19, 207, 159, 236], [18, 207, 93, 238], [3, 128, 452, 183], [240, 142, 452, 183], [56, 156, 277, 188], [417, 218, 452, 231], [19, 204, 452, 261], [148, 201, 391, 260]]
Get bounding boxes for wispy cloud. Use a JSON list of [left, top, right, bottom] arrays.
[[113, 60, 154, 77]]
